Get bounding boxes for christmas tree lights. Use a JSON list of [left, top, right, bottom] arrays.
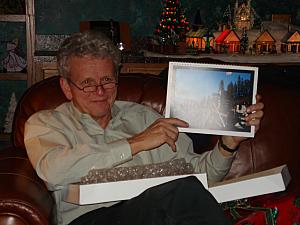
[[154, 0, 190, 45]]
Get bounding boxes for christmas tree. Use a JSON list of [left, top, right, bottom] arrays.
[[154, 0, 190, 45], [3, 92, 17, 133], [240, 28, 249, 54], [222, 4, 234, 29]]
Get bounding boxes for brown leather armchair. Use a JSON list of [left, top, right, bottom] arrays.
[[1, 65, 300, 225], [0, 73, 168, 225]]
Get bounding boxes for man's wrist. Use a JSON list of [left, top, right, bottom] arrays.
[[219, 137, 239, 153]]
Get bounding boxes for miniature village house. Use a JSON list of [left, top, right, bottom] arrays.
[[258, 17, 300, 54], [282, 30, 300, 53], [185, 28, 206, 50], [233, 0, 255, 30], [254, 30, 276, 54], [215, 29, 240, 53], [185, 9, 215, 53], [212, 0, 300, 55], [185, 28, 215, 52]]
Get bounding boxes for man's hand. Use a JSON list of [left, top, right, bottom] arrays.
[[128, 118, 189, 155], [219, 94, 264, 156]]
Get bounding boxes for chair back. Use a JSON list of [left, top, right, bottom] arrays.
[[12, 76, 68, 149]]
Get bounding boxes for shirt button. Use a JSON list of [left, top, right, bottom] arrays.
[[120, 153, 125, 159]]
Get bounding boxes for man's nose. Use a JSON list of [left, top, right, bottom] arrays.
[[95, 85, 105, 95]]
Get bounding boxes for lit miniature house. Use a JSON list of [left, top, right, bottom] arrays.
[[215, 29, 240, 53], [186, 28, 206, 50], [282, 30, 300, 53], [185, 28, 215, 52], [233, 0, 255, 30], [254, 30, 276, 54], [185, 9, 215, 53]]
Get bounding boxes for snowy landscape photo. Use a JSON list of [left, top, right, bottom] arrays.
[[165, 62, 258, 137]]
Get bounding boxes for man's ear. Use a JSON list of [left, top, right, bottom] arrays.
[[60, 77, 73, 100]]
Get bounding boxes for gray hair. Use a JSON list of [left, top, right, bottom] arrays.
[[57, 30, 121, 78]]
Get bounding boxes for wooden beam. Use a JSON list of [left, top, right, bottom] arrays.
[[25, 0, 36, 87], [0, 15, 26, 22], [0, 73, 27, 80]]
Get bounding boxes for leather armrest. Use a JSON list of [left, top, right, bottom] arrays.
[[0, 148, 55, 225]]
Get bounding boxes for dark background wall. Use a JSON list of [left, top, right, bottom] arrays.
[[36, 0, 300, 37], [36, 0, 162, 36], [0, 0, 300, 147]]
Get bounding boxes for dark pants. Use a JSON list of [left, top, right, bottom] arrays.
[[69, 176, 232, 225]]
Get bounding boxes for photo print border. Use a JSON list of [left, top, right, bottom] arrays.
[[165, 62, 258, 137]]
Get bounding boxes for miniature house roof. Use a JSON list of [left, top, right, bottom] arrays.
[[215, 29, 231, 43], [286, 30, 300, 43], [255, 30, 276, 43], [186, 28, 208, 38], [260, 21, 300, 43], [216, 29, 240, 43], [280, 30, 300, 43], [204, 30, 215, 38]]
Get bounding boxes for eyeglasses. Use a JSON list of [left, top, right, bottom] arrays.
[[66, 78, 118, 93]]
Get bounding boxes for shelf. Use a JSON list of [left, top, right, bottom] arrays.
[[121, 63, 168, 75], [0, 14, 26, 22], [0, 0, 35, 86], [0, 73, 27, 80]]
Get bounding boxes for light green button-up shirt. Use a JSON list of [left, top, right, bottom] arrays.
[[24, 101, 234, 225]]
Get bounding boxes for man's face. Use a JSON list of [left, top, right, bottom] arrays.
[[60, 56, 117, 127]]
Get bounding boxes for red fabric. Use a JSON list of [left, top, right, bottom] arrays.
[[224, 191, 300, 225], [236, 211, 269, 225]]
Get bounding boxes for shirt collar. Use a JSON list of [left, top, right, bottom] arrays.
[[67, 101, 122, 133]]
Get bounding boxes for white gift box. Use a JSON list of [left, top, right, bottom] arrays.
[[209, 164, 291, 203], [62, 173, 208, 205], [62, 164, 290, 205]]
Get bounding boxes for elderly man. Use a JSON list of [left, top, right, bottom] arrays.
[[24, 31, 264, 225]]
